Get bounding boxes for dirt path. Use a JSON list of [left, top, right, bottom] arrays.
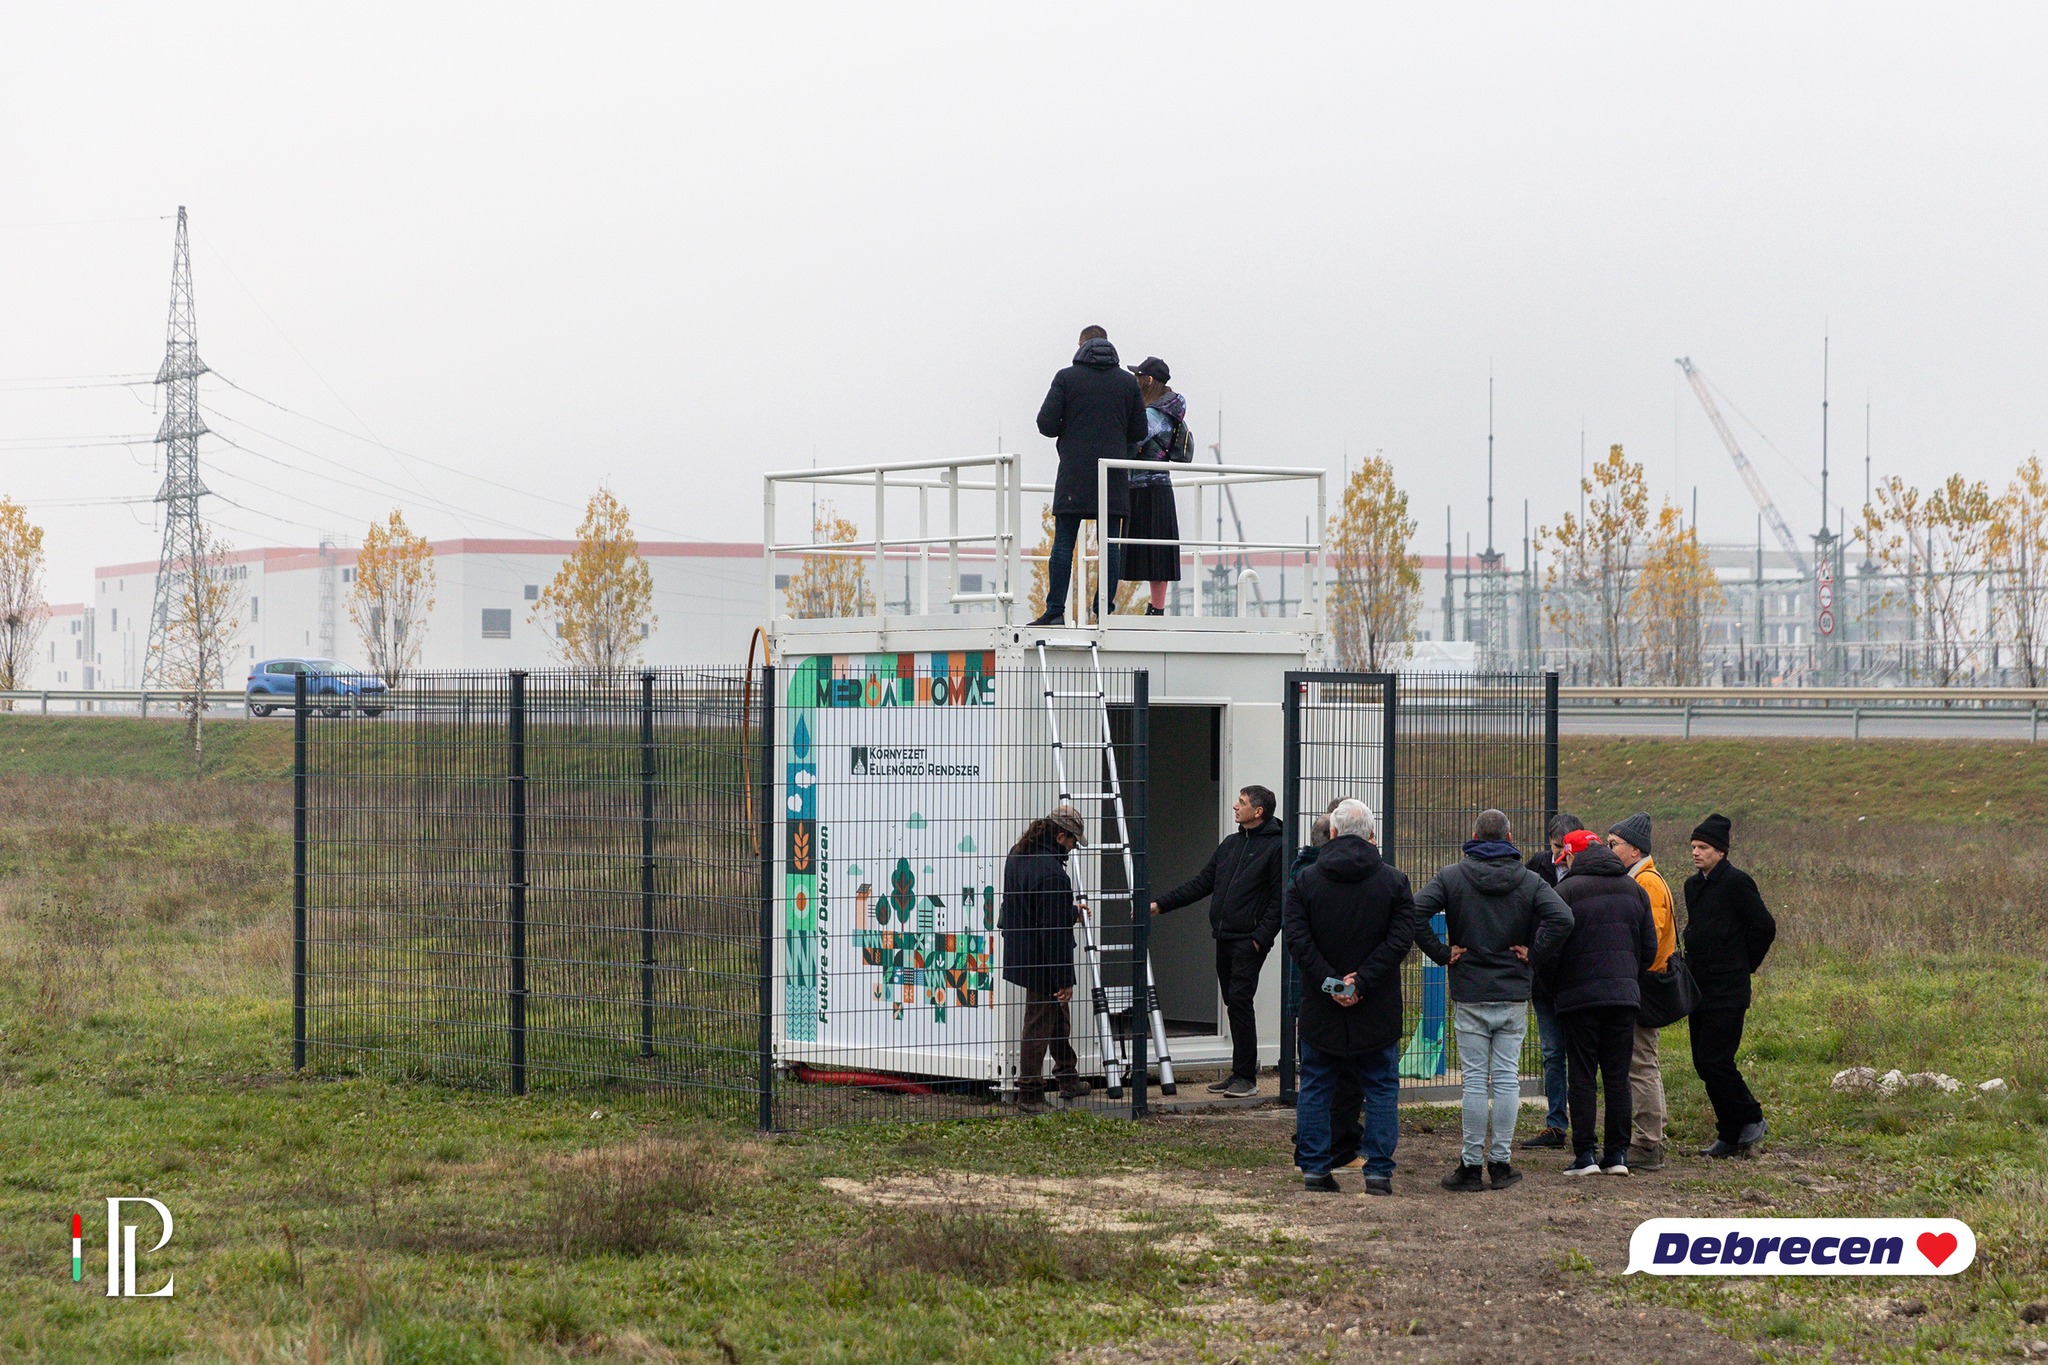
[[828, 1108, 1772, 1363], [1084, 1112, 1761, 1363]]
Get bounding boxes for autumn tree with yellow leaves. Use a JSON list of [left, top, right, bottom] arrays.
[[0, 498, 48, 698], [782, 503, 871, 618], [1863, 473, 1995, 685], [1325, 455, 1419, 670], [1991, 456, 2048, 687], [1539, 445, 1650, 684], [1633, 504, 1724, 685], [154, 519, 242, 761], [533, 488, 655, 682], [348, 509, 437, 687]]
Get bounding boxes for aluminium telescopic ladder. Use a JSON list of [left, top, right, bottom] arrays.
[[1032, 638, 1178, 1099]]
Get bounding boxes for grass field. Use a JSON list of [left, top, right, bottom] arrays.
[[0, 719, 2044, 1362]]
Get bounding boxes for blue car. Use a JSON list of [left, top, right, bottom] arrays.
[[246, 658, 390, 717]]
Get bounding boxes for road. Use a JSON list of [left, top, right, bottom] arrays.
[[1561, 706, 2042, 740]]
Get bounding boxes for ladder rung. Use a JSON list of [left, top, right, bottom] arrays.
[[1077, 842, 1128, 852]]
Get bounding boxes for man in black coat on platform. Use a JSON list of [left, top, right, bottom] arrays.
[[1284, 798, 1416, 1194], [1030, 325, 1148, 626], [999, 805, 1094, 1111], [1550, 830, 1658, 1176], [1683, 812, 1778, 1156], [1152, 784, 1287, 1097]]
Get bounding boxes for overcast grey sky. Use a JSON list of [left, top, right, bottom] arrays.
[[3, 3, 2043, 603]]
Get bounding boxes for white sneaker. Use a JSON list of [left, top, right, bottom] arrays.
[[1601, 1149, 1631, 1175], [1563, 1151, 1602, 1176]]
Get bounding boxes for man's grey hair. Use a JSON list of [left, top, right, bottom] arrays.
[[1474, 808, 1512, 842], [1330, 798, 1376, 841]]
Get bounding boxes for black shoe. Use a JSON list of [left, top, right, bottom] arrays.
[[1204, 1076, 1236, 1094], [1600, 1148, 1631, 1175], [1025, 612, 1063, 628], [1303, 1172, 1340, 1193], [1144, 605, 1165, 616], [1736, 1118, 1768, 1150], [1441, 1163, 1486, 1192], [1522, 1125, 1568, 1150], [1220, 1075, 1258, 1098], [1364, 1175, 1393, 1196], [1487, 1161, 1522, 1190], [1563, 1151, 1602, 1176], [1699, 1139, 1743, 1158], [1056, 1075, 1092, 1101]]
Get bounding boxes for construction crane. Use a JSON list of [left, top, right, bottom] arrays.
[[1676, 357, 1807, 575]]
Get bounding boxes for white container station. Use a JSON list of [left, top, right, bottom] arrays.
[[763, 454, 1385, 1096]]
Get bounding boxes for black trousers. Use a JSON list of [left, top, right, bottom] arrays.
[[1690, 1005, 1764, 1142], [1563, 1005, 1637, 1156], [1019, 991, 1079, 1096], [1216, 938, 1267, 1081]]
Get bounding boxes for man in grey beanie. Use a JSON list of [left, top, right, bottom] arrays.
[[1605, 812, 1677, 1170]]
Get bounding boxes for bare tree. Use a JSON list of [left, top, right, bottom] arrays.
[[1539, 445, 1650, 684], [153, 519, 242, 762]]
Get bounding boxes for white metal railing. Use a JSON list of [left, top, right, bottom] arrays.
[[761, 453, 1329, 634], [1092, 458, 1327, 630], [763, 453, 1027, 625], [0, 688, 248, 717]]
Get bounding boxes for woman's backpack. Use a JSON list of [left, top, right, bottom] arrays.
[[1167, 418, 1195, 463]]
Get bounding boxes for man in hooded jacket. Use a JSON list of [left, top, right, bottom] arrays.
[[1284, 799, 1416, 1194], [1031, 325, 1148, 625], [1414, 809, 1575, 1191], [1550, 830, 1659, 1175]]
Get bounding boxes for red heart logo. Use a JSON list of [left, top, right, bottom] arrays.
[[1916, 1232, 1958, 1268]]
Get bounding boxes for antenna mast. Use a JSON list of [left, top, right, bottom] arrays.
[[141, 206, 214, 689], [1477, 372, 1508, 671]]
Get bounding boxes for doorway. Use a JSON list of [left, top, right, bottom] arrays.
[[1142, 704, 1222, 1032]]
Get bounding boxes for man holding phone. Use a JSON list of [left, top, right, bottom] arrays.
[[1282, 799, 1417, 1194]]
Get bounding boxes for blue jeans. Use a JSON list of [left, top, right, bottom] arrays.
[[1453, 1001, 1527, 1166], [1042, 512, 1123, 618], [1297, 1039, 1400, 1178], [1533, 994, 1568, 1130]]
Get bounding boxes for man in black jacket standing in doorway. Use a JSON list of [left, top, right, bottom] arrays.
[[1683, 813, 1778, 1156], [1153, 784, 1286, 1097], [1030, 325, 1148, 626]]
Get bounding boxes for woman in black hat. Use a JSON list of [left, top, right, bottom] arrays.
[[1123, 357, 1186, 616]]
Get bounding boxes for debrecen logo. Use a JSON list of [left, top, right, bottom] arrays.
[[1627, 1218, 1974, 1276], [78, 1198, 176, 1297]]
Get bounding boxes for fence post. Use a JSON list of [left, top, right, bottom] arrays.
[[1129, 670, 1150, 1120], [1852, 705, 1862, 741], [1278, 673, 1302, 1107], [1683, 702, 1693, 740], [1382, 674, 1401, 866], [292, 672, 307, 1071], [757, 664, 777, 1132], [1541, 672, 1559, 831], [508, 670, 527, 1097], [640, 672, 657, 1059]]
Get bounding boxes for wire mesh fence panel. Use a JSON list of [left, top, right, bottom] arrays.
[[766, 654, 1151, 1127], [298, 669, 765, 1120], [1392, 672, 1558, 1089], [1280, 671, 1558, 1098]]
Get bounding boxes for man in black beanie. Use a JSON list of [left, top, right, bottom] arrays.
[[1683, 813, 1777, 1157]]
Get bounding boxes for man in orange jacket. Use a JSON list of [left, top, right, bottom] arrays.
[[1606, 813, 1675, 1170]]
